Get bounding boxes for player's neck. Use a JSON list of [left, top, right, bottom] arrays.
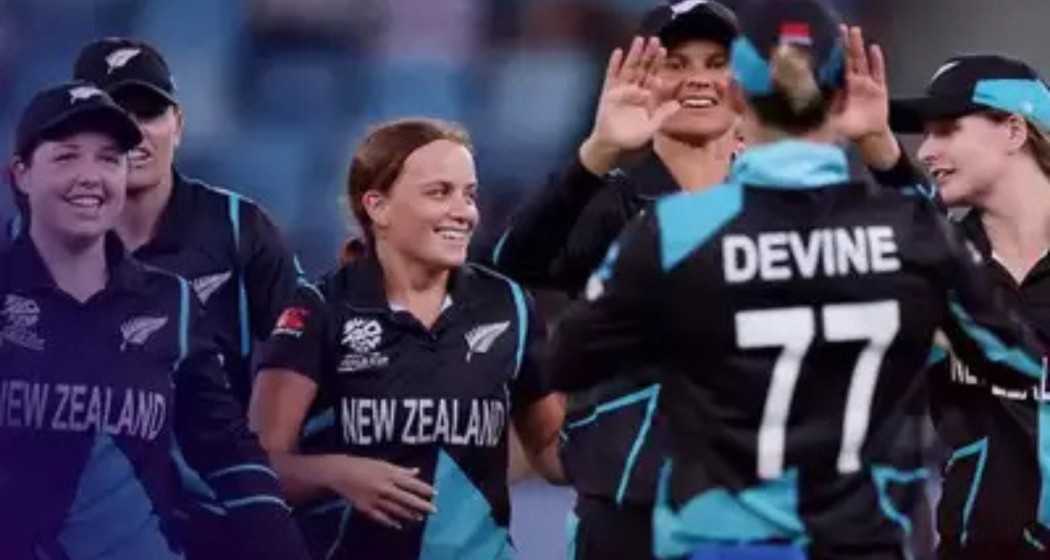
[[653, 131, 735, 192], [375, 241, 450, 328], [979, 161, 1050, 280], [29, 224, 108, 302], [116, 173, 174, 252]]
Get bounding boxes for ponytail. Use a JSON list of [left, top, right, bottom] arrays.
[[339, 236, 369, 266], [750, 44, 834, 134], [770, 44, 823, 116]]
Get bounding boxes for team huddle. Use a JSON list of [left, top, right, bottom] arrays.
[[4, 0, 1050, 559]]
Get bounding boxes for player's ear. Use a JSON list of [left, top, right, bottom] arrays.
[[362, 190, 390, 230], [11, 155, 31, 196], [171, 105, 185, 150]]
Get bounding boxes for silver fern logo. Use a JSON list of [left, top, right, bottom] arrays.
[[192, 271, 232, 304], [464, 321, 510, 362], [105, 47, 141, 74], [120, 316, 168, 351], [68, 86, 103, 105], [670, 0, 708, 16]]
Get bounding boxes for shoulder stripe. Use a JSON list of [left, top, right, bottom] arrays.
[[298, 277, 326, 303], [472, 264, 528, 378], [656, 182, 743, 271], [946, 297, 1042, 378], [226, 192, 251, 358], [491, 229, 511, 266], [174, 276, 190, 372]]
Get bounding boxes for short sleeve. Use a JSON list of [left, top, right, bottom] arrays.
[[257, 282, 331, 384]]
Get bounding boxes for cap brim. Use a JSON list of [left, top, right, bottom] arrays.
[[108, 80, 177, 106], [38, 104, 143, 152], [889, 95, 986, 133], [660, 8, 738, 48]]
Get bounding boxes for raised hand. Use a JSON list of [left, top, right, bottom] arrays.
[[580, 36, 682, 175], [834, 25, 891, 142], [835, 25, 900, 170]]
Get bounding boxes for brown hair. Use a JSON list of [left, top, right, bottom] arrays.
[[983, 110, 1050, 179], [751, 45, 834, 134], [340, 117, 472, 265]]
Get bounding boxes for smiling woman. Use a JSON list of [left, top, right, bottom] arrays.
[[343, 118, 477, 273], [249, 117, 565, 560], [0, 82, 311, 560], [9, 82, 140, 299]]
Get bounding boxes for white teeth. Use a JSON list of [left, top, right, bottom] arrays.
[[682, 98, 716, 108], [436, 228, 469, 241], [130, 148, 150, 160], [67, 196, 102, 209]]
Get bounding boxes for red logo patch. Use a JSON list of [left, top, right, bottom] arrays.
[[275, 307, 309, 333], [779, 22, 812, 46]]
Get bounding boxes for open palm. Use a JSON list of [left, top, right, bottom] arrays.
[[591, 36, 681, 151], [834, 25, 890, 142]]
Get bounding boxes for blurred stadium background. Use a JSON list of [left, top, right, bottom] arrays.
[[2, 1, 1049, 558]]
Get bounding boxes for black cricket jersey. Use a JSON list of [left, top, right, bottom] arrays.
[[131, 171, 300, 407], [872, 152, 1050, 555], [9, 170, 302, 407], [492, 152, 677, 508], [928, 210, 1050, 554], [547, 140, 1047, 559], [0, 233, 307, 560], [259, 256, 549, 560]]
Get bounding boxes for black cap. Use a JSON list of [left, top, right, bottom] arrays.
[[729, 0, 845, 97], [890, 55, 1050, 133], [638, 1, 739, 49], [73, 37, 177, 104], [14, 81, 143, 159]]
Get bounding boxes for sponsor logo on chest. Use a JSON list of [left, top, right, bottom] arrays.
[[338, 318, 389, 373], [0, 295, 45, 351]]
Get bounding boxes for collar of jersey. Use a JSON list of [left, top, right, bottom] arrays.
[[957, 209, 993, 258], [621, 149, 680, 198], [730, 139, 849, 190], [137, 168, 191, 255], [338, 255, 474, 314], [7, 231, 144, 294]]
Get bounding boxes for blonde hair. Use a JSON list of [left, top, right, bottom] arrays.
[[1025, 120, 1050, 178], [984, 111, 1050, 179], [751, 44, 833, 134], [769, 44, 822, 115]]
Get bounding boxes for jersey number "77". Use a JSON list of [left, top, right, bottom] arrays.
[[736, 300, 900, 479]]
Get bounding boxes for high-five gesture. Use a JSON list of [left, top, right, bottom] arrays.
[[835, 25, 889, 141], [580, 36, 682, 175], [835, 25, 900, 170]]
